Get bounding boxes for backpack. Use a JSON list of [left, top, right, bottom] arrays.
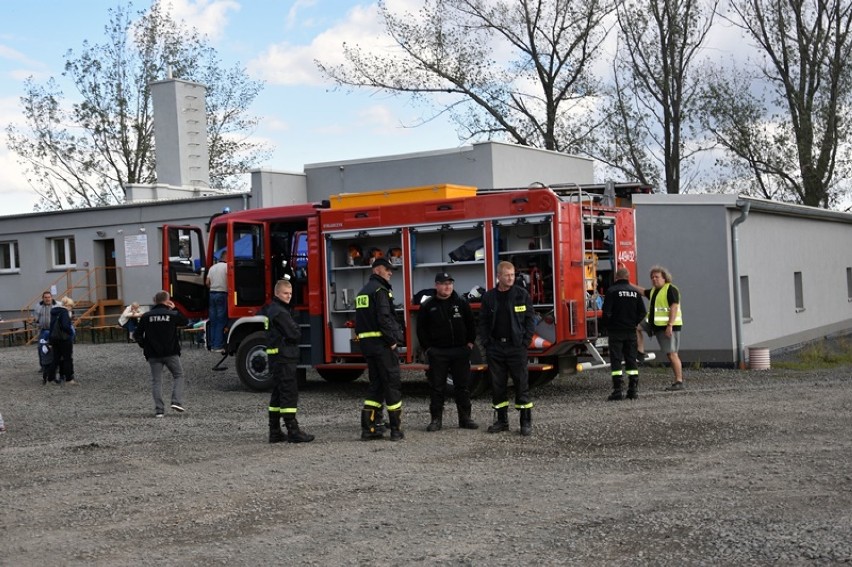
[[50, 317, 70, 342]]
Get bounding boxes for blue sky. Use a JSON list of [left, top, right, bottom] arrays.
[[0, 0, 461, 214]]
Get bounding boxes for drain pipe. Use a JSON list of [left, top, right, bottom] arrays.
[[731, 200, 751, 368]]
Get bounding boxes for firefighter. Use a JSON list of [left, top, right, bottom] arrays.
[[601, 267, 647, 400], [262, 279, 314, 444], [477, 261, 536, 436], [355, 257, 405, 441], [416, 271, 479, 432]]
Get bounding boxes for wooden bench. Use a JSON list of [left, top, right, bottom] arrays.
[[182, 326, 206, 348], [90, 325, 129, 344], [0, 319, 36, 347], [2, 328, 35, 347]]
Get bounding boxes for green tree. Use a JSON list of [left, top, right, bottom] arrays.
[[317, 0, 614, 153], [5, 2, 269, 211], [699, 0, 852, 208], [591, 0, 718, 194]]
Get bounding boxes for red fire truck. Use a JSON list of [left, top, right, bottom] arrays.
[[162, 183, 648, 393]]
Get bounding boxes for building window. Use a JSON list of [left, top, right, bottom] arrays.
[[740, 275, 751, 320], [847, 268, 852, 301], [51, 237, 77, 269], [0, 241, 20, 272], [794, 271, 804, 312]]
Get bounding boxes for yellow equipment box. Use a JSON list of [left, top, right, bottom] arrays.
[[329, 184, 477, 209]]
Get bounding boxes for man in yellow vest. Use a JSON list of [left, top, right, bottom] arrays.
[[637, 265, 684, 391]]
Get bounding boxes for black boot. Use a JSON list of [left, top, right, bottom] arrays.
[[388, 409, 405, 441], [626, 376, 639, 400], [361, 407, 384, 440], [268, 411, 286, 444], [284, 416, 315, 443], [608, 376, 625, 401], [487, 407, 509, 433], [426, 408, 442, 432], [519, 407, 532, 437], [374, 408, 387, 435], [457, 404, 479, 429]]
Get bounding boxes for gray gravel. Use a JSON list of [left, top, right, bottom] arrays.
[[1, 341, 851, 566]]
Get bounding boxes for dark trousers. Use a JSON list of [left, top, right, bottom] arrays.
[[427, 345, 472, 414], [487, 342, 529, 407], [362, 339, 402, 409], [269, 355, 299, 412], [609, 329, 639, 374], [47, 339, 74, 381]]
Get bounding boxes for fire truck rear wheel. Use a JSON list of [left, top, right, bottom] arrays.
[[236, 331, 273, 392], [317, 369, 364, 383]]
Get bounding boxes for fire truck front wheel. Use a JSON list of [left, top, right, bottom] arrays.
[[236, 331, 273, 392]]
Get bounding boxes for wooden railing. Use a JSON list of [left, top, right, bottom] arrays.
[[13, 267, 124, 345]]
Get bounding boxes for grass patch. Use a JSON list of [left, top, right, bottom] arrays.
[[774, 338, 852, 370]]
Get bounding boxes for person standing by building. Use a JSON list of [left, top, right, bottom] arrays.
[[134, 291, 189, 417], [637, 265, 684, 391], [355, 257, 405, 441], [602, 267, 647, 400], [477, 261, 535, 436], [206, 252, 228, 353], [262, 279, 314, 444], [47, 296, 77, 385], [32, 290, 55, 372], [416, 271, 479, 432]]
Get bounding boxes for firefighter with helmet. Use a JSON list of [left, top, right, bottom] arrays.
[[355, 257, 405, 440]]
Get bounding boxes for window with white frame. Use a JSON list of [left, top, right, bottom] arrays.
[[0, 240, 20, 272], [50, 236, 77, 269]]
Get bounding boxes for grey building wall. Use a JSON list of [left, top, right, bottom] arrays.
[[0, 195, 248, 317], [250, 169, 307, 208], [634, 194, 852, 365], [302, 141, 595, 202]]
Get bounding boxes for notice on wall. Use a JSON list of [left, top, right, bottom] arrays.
[[124, 234, 149, 267]]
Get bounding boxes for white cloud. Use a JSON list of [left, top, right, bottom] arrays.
[[287, 0, 318, 29], [0, 95, 39, 213], [249, 3, 393, 86], [164, 0, 241, 41], [0, 44, 43, 68], [356, 104, 404, 134], [0, 147, 38, 214]]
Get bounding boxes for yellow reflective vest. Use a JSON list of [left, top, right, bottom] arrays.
[[649, 283, 683, 328]]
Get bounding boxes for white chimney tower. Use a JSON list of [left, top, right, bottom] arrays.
[[150, 78, 210, 188]]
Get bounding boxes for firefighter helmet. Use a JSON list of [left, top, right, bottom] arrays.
[[387, 247, 403, 266], [347, 244, 362, 267], [365, 247, 384, 266]]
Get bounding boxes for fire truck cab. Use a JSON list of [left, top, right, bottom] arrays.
[[163, 183, 648, 393]]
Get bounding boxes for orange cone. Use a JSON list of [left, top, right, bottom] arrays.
[[529, 333, 552, 349]]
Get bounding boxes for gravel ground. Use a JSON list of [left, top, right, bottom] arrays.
[[1, 341, 851, 566]]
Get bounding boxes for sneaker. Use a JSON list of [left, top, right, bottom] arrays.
[[665, 382, 685, 391], [155, 413, 165, 418], [170, 404, 185, 413], [65, 379, 79, 386]]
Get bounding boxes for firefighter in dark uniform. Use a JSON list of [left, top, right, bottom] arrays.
[[477, 261, 536, 436], [416, 271, 479, 432], [601, 266, 647, 400], [262, 279, 314, 444], [355, 257, 405, 441]]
